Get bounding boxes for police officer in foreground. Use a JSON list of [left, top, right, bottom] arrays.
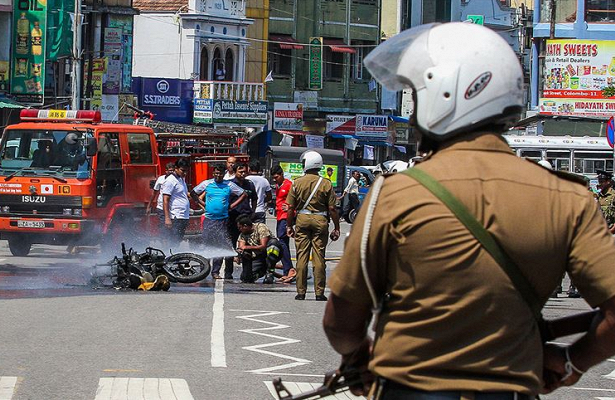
[[322, 23, 615, 399], [595, 169, 615, 234], [286, 151, 341, 301]]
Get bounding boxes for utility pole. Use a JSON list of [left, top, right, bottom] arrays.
[[71, 0, 82, 110]]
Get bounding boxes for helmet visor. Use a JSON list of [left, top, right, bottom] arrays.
[[364, 23, 438, 91]]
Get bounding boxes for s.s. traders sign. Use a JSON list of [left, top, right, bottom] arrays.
[[141, 78, 181, 108], [355, 115, 388, 139], [212, 100, 268, 125]]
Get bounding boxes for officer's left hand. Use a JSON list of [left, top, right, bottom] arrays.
[[541, 344, 582, 394], [340, 337, 374, 396]]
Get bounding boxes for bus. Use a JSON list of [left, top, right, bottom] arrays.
[[503, 135, 614, 183]]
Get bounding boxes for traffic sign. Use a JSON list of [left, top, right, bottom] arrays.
[[467, 15, 484, 25], [606, 116, 614, 149]]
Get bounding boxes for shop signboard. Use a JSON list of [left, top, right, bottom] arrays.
[[103, 27, 122, 94], [309, 37, 323, 90], [273, 102, 304, 130], [142, 78, 182, 108], [0, 61, 9, 92], [467, 15, 484, 25], [85, 58, 106, 111], [212, 100, 268, 125], [108, 15, 133, 93], [101, 94, 118, 122], [305, 134, 324, 149], [540, 39, 615, 117], [401, 89, 414, 117], [10, 0, 46, 104], [294, 91, 318, 110], [326, 114, 356, 135], [194, 98, 213, 124], [355, 115, 388, 140]]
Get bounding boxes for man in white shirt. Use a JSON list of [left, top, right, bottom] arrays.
[[246, 159, 272, 223], [146, 162, 175, 223], [223, 156, 237, 180], [339, 170, 361, 215], [161, 159, 191, 248]]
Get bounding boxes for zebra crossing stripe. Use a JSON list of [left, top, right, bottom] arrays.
[[0, 377, 17, 400], [94, 378, 195, 400], [264, 380, 364, 399]]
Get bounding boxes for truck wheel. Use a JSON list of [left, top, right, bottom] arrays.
[[9, 239, 31, 256]]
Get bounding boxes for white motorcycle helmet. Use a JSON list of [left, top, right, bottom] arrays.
[[364, 22, 524, 140], [300, 150, 323, 172]]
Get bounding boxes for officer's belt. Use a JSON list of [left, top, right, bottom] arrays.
[[297, 209, 328, 216]]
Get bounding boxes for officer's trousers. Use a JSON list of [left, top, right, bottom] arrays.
[[294, 214, 328, 295]]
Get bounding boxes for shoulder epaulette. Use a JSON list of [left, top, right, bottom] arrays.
[[548, 169, 588, 186]]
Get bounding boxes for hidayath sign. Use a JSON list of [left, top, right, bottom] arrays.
[[541, 39, 615, 117], [10, 0, 46, 104], [273, 102, 304, 130], [309, 37, 323, 90]]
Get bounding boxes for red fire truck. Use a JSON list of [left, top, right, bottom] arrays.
[[0, 109, 246, 256]]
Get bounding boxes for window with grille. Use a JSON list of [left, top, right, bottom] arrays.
[[586, 0, 615, 22], [324, 48, 344, 80], [268, 46, 292, 77]]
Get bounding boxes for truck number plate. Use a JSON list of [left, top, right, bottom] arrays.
[[17, 220, 45, 228]]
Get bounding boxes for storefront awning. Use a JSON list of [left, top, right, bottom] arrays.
[[0, 98, 26, 109], [359, 140, 392, 147], [270, 35, 304, 50], [276, 130, 306, 136], [390, 116, 409, 123], [324, 39, 356, 54], [329, 133, 357, 139]]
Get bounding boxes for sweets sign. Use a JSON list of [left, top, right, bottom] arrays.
[[10, 0, 46, 104], [541, 39, 615, 116]]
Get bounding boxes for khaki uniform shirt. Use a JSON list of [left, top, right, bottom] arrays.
[[597, 186, 615, 226], [238, 222, 271, 257], [329, 133, 615, 395], [286, 173, 336, 215]]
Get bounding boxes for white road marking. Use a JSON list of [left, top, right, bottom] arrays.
[[94, 377, 195, 400], [573, 387, 615, 392], [595, 397, 615, 400], [0, 259, 6, 264], [211, 279, 227, 367], [264, 381, 364, 399], [0, 377, 17, 400], [603, 368, 615, 380], [234, 310, 311, 374]]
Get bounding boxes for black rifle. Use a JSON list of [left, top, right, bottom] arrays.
[[273, 368, 364, 400]]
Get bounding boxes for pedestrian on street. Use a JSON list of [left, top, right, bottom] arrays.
[[322, 22, 615, 399], [146, 162, 175, 223], [246, 159, 272, 223], [161, 158, 191, 249], [270, 165, 295, 283], [235, 214, 277, 283], [224, 156, 237, 181], [339, 170, 361, 216], [191, 164, 246, 279], [286, 151, 340, 301], [595, 169, 615, 234]]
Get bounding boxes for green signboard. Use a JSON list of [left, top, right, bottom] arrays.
[[467, 15, 484, 25], [10, 0, 47, 104], [279, 162, 339, 187], [309, 37, 322, 91]]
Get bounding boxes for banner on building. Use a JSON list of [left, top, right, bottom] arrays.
[[0, 61, 9, 92], [294, 91, 318, 109], [305, 134, 324, 149], [108, 15, 133, 93], [101, 94, 118, 122], [326, 114, 356, 134], [85, 58, 106, 111], [10, 0, 47, 104], [309, 37, 323, 90], [401, 89, 414, 117], [211, 100, 268, 125], [363, 145, 375, 160], [273, 102, 304, 130], [194, 98, 213, 124], [541, 39, 615, 117], [103, 27, 122, 94], [355, 115, 388, 140]]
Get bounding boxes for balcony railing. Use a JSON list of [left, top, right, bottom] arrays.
[[193, 81, 265, 101]]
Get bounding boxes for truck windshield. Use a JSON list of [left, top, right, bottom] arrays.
[[0, 129, 92, 177]]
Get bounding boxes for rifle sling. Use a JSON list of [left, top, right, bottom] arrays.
[[401, 168, 544, 328]]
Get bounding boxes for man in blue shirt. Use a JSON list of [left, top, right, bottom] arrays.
[[191, 164, 246, 279]]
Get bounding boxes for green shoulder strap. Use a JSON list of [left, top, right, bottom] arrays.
[[401, 168, 544, 323]]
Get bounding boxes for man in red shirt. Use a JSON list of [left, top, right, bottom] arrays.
[[270, 165, 295, 282]]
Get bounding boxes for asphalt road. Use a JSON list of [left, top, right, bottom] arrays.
[[0, 220, 613, 400]]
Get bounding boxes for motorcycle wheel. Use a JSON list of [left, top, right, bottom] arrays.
[[162, 253, 211, 283], [348, 209, 358, 224]]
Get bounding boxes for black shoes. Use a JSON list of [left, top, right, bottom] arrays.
[[295, 294, 306, 300], [315, 294, 328, 301]]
